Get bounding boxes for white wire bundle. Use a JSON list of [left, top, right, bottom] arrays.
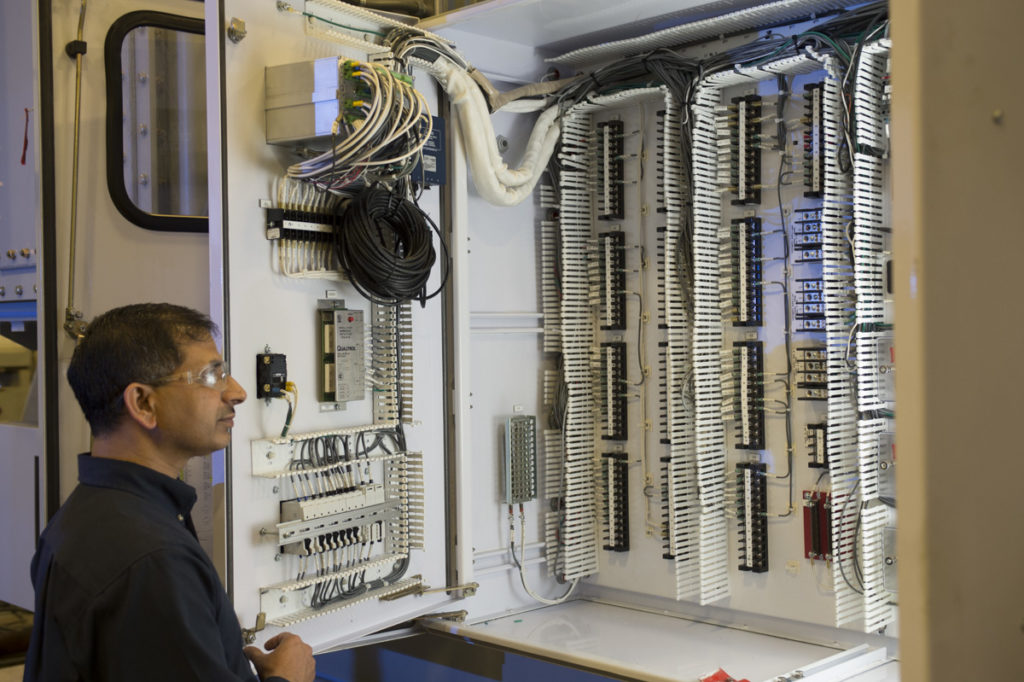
[[286, 59, 432, 186], [273, 175, 345, 280], [412, 56, 560, 207]]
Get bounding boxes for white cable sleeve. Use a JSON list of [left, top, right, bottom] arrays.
[[496, 99, 549, 114], [415, 57, 560, 206], [450, 63, 559, 191]]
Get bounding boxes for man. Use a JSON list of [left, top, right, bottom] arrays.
[[24, 303, 315, 682]]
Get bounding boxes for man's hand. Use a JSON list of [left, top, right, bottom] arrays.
[[244, 632, 315, 682]]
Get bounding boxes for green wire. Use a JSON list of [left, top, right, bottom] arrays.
[[736, 27, 858, 71], [304, 11, 388, 38]]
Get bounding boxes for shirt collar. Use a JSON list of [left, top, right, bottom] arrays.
[[77, 453, 198, 520]]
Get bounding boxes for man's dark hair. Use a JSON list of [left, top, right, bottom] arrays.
[[67, 303, 218, 435]]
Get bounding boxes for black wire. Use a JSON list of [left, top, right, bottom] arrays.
[[838, 480, 865, 595], [334, 186, 450, 306]]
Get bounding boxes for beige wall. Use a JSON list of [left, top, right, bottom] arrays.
[[892, 0, 1024, 677]]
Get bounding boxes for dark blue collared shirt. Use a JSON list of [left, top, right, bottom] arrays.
[[24, 454, 274, 681]]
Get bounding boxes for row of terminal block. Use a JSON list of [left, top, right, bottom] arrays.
[[728, 95, 762, 205], [596, 231, 626, 330], [733, 341, 765, 450], [596, 119, 625, 220], [602, 453, 630, 552], [601, 342, 629, 441], [802, 490, 832, 560], [503, 415, 538, 504], [737, 462, 768, 572], [726, 217, 763, 327], [803, 83, 825, 197]]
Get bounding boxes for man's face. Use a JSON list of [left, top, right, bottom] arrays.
[[151, 337, 246, 459]]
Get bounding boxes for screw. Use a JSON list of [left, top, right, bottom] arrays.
[[0, 287, 5, 297], [139, 173, 149, 186], [20, 248, 32, 258], [227, 17, 247, 43], [137, 72, 148, 84], [6, 250, 14, 259], [263, 355, 271, 364], [15, 285, 23, 296], [993, 109, 1004, 124], [139, 124, 148, 137], [885, 556, 895, 565], [274, 553, 282, 562]]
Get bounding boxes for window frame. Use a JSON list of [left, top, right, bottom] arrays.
[[104, 10, 207, 233]]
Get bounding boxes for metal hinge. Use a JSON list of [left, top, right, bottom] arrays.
[[241, 611, 266, 645], [416, 610, 468, 624], [379, 575, 479, 601]]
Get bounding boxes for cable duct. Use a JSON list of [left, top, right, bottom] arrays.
[[549, 0, 850, 66], [413, 56, 560, 207]]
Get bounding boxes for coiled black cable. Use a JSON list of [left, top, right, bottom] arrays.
[[334, 186, 450, 306]]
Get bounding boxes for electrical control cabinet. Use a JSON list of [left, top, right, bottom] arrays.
[[206, 1, 899, 678]]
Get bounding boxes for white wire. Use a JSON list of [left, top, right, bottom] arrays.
[[513, 509, 579, 606], [286, 60, 431, 182]]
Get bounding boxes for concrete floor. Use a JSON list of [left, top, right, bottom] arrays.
[[0, 600, 30, 679], [0, 665, 23, 681]]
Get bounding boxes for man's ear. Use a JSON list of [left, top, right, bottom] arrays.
[[122, 382, 159, 430]]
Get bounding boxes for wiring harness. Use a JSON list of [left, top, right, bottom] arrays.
[[287, 59, 432, 188]]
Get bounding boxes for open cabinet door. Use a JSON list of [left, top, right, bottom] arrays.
[[204, 0, 459, 651]]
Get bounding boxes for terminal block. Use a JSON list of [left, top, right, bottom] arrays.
[[602, 452, 630, 552], [802, 490, 832, 560], [733, 341, 765, 449], [730, 95, 762, 205], [598, 231, 626, 330], [793, 214, 823, 250], [601, 342, 628, 441], [502, 415, 537, 504], [265, 206, 336, 243], [596, 120, 625, 219], [729, 217, 763, 326], [805, 423, 828, 467], [794, 279, 827, 334], [803, 83, 825, 197], [796, 346, 828, 401], [737, 462, 768, 572]]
